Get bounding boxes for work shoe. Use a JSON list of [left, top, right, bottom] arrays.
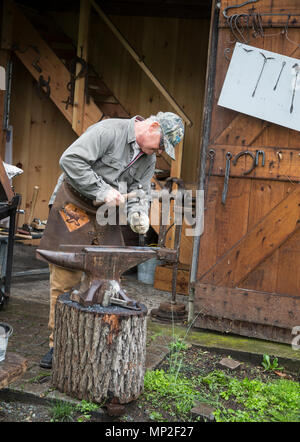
[[39, 347, 53, 369]]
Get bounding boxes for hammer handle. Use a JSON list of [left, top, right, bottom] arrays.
[[28, 186, 39, 225], [92, 190, 138, 206]]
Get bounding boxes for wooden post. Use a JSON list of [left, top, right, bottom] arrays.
[[72, 0, 90, 135], [52, 293, 148, 404]]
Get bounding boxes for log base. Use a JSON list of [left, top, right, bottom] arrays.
[[52, 293, 148, 404]]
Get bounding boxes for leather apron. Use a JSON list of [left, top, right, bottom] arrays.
[[38, 180, 125, 253]]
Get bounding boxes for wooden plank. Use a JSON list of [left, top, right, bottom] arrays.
[[90, 0, 192, 127], [154, 265, 190, 295], [72, 0, 91, 134], [0, 352, 27, 390], [194, 282, 300, 330], [207, 144, 300, 182], [213, 114, 269, 146], [199, 184, 300, 286], [241, 180, 288, 293]]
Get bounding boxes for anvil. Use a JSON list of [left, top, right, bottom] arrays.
[[37, 246, 177, 308]]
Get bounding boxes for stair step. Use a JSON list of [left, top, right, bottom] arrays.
[[92, 94, 118, 104], [94, 102, 129, 118]]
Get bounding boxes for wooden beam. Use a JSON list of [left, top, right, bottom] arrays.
[[194, 282, 300, 330], [199, 185, 300, 287], [72, 0, 91, 135], [90, 0, 192, 127]]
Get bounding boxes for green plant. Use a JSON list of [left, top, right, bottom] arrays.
[[261, 354, 283, 372], [50, 401, 75, 422], [75, 400, 100, 422], [198, 370, 300, 422], [143, 369, 202, 419], [149, 411, 165, 421]]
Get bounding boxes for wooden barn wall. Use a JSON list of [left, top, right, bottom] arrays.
[[194, 0, 300, 343], [10, 56, 77, 225], [53, 11, 210, 184], [7, 10, 210, 229]]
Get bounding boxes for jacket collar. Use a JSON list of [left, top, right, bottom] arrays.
[[127, 115, 144, 144]]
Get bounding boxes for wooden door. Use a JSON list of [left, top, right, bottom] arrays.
[[194, 0, 300, 343]]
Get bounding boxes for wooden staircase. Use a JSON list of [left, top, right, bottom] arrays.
[[3, 1, 192, 294], [6, 2, 130, 137]]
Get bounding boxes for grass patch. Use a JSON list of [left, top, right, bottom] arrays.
[[50, 399, 100, 422], [142, 337, 300, 422]]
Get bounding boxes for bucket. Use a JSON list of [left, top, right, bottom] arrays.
[[0, 322, 13, 362], [138, 258, 161, 285]]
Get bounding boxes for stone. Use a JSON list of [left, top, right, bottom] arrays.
[[219, 357, 241, 370], [106, 403, 126, 417], [191, 403, 215, 422]]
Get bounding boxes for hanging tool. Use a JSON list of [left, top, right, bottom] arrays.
[[221, 152, 232, 205], [273, 61, 286, 91], [233, 150, 256, 175], [255, 150, 265, 166], [252, 52, 275, 97], [205, 149, 215, 208], [36, 75, 51, 99], [62, 50, 89, 110], [290, 63, 300, 114]]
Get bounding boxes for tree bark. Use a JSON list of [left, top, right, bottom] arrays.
[[51, 293, 148, 404]]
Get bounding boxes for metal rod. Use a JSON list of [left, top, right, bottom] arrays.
[[189, 1, 220, 323]]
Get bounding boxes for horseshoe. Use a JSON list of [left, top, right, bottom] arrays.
[[233, 150, 256, 175]]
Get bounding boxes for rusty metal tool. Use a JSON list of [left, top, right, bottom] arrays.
[[273, 61, 286, 91], [290, 63, 300, 114], [255, 150, 265, 166], [221, 152, 232, 205], [233, 150, 256, 175], [252, 52, 275, 98], [205, 149, 215, 208], [151, 178, 188, 322], [37, 245, 177, 308]]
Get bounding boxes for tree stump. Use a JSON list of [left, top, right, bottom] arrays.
[[51, 293, 148, 404]]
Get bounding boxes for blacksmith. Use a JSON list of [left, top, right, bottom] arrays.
[[38, 112, 184, 369]]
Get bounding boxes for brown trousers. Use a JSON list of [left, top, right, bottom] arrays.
[[48, 263, 82, 348]]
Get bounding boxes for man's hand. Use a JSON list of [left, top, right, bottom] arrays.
[[94, 188, 125, 206], [129, 212, 149, 234]]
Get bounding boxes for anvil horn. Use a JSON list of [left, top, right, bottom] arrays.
[[36, 249, 84, 271]]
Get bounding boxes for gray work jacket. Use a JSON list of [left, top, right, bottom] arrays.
[[49, 117, 156, 218]]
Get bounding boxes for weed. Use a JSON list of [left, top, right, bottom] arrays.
[[149, 411, 166, 421], [143, 369, 202, 420], [50, 401, 75, 422], [261, 354, 283, 372], [50, 399, 100, 422], [75, 400, 100, 422], [198, 370, 300, 422]]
